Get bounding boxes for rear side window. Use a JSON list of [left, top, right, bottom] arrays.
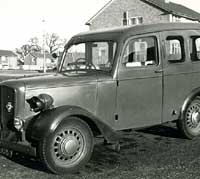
[[122, 37, 158, 67], [165, 36, 184, 63], [191, 37, 200, 61]]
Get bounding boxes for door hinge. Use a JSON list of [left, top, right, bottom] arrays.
[[115, 114, 119, 121]]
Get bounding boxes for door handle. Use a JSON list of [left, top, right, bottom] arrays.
[[154, 69, 163, 73]]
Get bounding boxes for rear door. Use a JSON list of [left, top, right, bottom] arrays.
[[116, 33, 163, 130], [188, 32, 200, 90], [161, 31, 193, 122]]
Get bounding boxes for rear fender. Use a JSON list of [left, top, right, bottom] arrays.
[[181, 87, 200, 119]]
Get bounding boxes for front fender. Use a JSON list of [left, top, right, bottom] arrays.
[[26, 105, 119, 143]]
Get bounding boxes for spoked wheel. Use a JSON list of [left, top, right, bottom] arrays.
[[178, 98, 200, 139], [53, 128, 84, 163], [39, 117, 94, 174]]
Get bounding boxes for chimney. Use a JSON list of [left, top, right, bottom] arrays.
[[165, 0, 170, 3]]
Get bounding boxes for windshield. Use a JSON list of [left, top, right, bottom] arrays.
[[60, 41, 117, 73]]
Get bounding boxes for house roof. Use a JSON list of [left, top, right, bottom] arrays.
[[86, 0, 113, 25], [142, 0, 200, 21], [86, 0, 200, 25], [0, 50, 17, 57]]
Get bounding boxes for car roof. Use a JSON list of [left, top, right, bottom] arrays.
[[66, 23, 200, 47], [79, 23, 200, 36]]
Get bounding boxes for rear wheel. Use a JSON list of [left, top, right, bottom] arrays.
[[178, 98, 200, 139], [39, 117, 94, 174]]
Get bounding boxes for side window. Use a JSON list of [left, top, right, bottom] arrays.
[[165, 36, 184, 62], [122, 37, 158, 67], [196, 38, 200, 59], [191, 37, 200, 61]]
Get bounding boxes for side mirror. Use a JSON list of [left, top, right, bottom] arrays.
[[52, 53, 58, 59]]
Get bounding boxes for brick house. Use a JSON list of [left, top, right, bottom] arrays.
[[86, 0, 200, 30], [23, 52, 56, 71], [0, 50, 18, 69]]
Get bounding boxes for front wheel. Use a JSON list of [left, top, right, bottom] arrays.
[[177, 97, 200, 139], [38, 117, 94, 174]]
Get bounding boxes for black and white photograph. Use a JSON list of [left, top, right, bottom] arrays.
[[1, 0, 200, 178]]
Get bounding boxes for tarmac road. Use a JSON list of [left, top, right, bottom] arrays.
[[1, 122, 200, 179]]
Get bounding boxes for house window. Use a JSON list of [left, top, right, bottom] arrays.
[[129, 16, 143, 25], [2, 56, 8, 64], [170, 15, 181, 22], [122, 11, 143, 26], [122, 37, 158, 67], [32, 58, 37, 65], [130, 18, 136, 25], [166, 36, 184, 62], [122, 11, 128, 26]]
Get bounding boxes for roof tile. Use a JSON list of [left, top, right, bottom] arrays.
[[143, 0, 200, 20]]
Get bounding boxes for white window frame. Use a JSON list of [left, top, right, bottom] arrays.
[[129, 16, 143, 25]]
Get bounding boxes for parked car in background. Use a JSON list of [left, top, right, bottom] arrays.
[[0, 23, 200, 174]]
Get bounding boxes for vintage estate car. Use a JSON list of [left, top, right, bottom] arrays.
[[1, 23, 200, 174]]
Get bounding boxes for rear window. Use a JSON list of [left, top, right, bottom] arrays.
[[165, 36, 184, 63], [191, 37, 200, 61]]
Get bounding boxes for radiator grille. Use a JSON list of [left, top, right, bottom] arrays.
[[0, 86, 15, 132]]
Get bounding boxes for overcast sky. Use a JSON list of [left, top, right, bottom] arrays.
[[0, 0, 200, 50]]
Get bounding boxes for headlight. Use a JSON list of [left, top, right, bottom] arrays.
[[26, 94, 54, 112], [14, 118, 24, 131]]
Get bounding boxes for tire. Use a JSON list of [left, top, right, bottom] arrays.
[[38, 116, 94, 174], [177, 97, 200, 139]]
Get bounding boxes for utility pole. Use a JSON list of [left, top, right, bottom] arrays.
[[42, 18, 46, 73]]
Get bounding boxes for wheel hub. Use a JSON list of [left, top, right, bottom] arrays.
[[191, 111, 200, 126], [53, 129, 84, 163], [60, 136, 79, 156], [186, 102, 200, 129]]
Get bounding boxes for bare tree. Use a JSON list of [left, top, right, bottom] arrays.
[[16, 44, 32, 63], [45, 33, 67, 54], [16, 37, 42, 63], [16, 34, 67, 64], [29, 37, 41, 52]]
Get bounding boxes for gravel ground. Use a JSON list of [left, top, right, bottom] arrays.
[[1, 122, 200, 179]]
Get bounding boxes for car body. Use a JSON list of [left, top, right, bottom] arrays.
[[1, 23, 200, 173]]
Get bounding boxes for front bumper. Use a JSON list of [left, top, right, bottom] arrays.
[[0, 140, 36, 156]]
